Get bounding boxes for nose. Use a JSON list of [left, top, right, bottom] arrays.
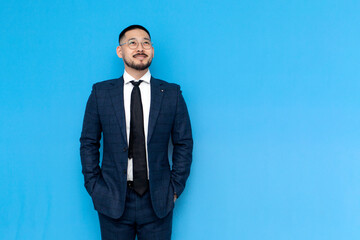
[[136, 42, 145, 51]]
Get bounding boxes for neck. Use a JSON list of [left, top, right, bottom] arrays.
[[124, 66, 148, 80]]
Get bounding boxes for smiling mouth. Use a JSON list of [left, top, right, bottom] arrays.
[[133, 53, 148, 60]]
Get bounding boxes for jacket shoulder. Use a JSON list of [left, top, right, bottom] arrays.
[[92, 78, 120, 90], [152, 77, 180, 91]]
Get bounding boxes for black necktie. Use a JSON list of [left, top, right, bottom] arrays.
[[128, 80, 148, 196]]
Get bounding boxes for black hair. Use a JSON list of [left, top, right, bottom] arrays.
[[118, 25, 151, 44]]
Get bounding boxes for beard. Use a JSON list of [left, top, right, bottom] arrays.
[[123, 54, 153, 71]]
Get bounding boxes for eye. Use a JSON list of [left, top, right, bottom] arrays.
[[128, 40, 137, 46], [143, 40, 151, 46]]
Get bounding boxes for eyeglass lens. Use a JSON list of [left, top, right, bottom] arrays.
[[128, 40, 152, 49]]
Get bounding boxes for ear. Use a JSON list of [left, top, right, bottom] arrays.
[[116, 45, 123, 59]]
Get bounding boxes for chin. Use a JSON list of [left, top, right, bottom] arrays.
[[132, 64, 150, 71], [124, 58, 152, 71]]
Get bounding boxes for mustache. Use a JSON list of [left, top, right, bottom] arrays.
[[133, 53, 148, 57]]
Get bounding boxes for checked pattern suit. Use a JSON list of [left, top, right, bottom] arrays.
[[80, 76, 193, 219]]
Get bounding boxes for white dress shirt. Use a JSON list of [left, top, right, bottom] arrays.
[[123, 70, 151, 181]]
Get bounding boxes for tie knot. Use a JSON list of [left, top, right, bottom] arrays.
[[131, 80, 143, 87]]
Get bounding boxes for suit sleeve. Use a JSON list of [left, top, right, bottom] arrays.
[[171, 86, 193, 198], [80, 84, 102, 196]]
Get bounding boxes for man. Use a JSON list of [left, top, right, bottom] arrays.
[[80, 25, 193, 240]]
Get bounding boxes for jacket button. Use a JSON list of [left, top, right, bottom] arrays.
[[123, 147, 128, 152], [123, 170, 127, 175]]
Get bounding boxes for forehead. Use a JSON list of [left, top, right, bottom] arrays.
[[124, 29, 150, 40]]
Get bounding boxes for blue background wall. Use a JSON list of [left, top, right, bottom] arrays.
[[1, 0, 360, 239]]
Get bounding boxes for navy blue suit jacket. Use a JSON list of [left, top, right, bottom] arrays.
[[80, 76, 193, 219]]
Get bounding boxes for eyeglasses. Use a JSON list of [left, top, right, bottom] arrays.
[[119, 39, 153, 50]]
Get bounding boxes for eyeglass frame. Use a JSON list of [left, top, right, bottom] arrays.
[[119, 38, 153, 50]]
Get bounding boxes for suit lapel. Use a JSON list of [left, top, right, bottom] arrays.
[[109, 77, 127, 144], [148, 77, 164, 143]]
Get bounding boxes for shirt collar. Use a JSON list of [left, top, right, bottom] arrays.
[[123, 70, 151, 84]]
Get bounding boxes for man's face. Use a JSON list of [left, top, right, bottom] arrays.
[[116, 29, 154, 71]]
